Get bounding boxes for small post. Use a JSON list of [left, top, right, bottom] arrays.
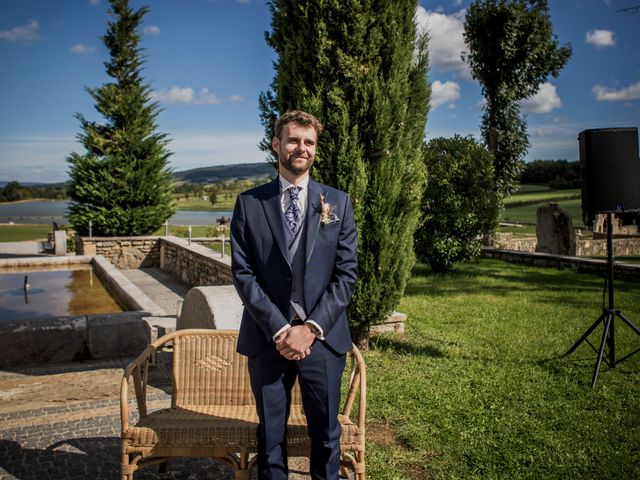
[[88, 220, 92, 238], [164, 221, 169, 236], [188, 225, 192, 245], [220, 237, 225, 258]]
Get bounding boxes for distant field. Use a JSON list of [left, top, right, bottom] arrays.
[[0, 224, 51, 242], [502, 197, 585, 226], [504, 189, 580, 206], [514, 184, 551, 193], [174, 196, 236, 211]]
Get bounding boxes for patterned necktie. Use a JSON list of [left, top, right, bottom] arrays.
[[284, 186, 302, 235]]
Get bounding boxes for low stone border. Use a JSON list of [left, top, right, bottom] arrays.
[[481, 247, 640, 282], [0, 255, 168, 367]]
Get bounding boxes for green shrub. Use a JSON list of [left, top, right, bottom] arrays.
[[415, 135, 499, 272]]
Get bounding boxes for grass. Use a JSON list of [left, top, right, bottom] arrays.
[[0, 224, 52, 242], [174, 195, 236, 211], [502, 198, 584, 226], [504, 189, 580, 207], [364, 259, 640, 479]]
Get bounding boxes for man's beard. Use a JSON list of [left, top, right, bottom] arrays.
[[280, 151, 313, 176]]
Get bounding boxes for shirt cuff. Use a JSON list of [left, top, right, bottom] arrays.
[[273, 324, 291, 342], [305, 320, 325, 340]]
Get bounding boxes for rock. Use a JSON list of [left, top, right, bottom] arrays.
[[536, 203, 576, 255], [177, 286, 243, 330]]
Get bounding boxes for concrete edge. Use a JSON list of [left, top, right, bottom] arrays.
[[91, 255, 165, 316], [0, 255, 93, 268]]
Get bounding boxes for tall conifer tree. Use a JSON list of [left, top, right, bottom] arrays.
[[260, 0, 430, 344], [67, 0, 174, 236]]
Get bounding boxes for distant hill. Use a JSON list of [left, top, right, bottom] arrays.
[[173, 162, 275, 184]]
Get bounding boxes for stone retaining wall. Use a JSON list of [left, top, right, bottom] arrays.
[[160, 236, 233, 286], [75, 235, 233, 287], [489, 233, 640, 257], [481, 247, 640, 282], [76, 236, 160, 269]]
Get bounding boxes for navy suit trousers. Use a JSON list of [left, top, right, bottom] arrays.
[[248, 341, 346, 480]]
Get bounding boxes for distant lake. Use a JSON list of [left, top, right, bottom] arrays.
[[0, 200, 232, 226]]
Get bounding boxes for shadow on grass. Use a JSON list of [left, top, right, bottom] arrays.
[[370, 334, 446, 358]]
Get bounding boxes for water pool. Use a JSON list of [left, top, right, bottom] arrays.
[[0, 264, 123, 321]]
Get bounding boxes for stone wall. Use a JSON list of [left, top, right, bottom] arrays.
[[76, 236, 160, 269], [577, 237, 640, 257], [489, 233, 538, 252], [489, 233, 640, 257], [75, 235, 233, 286], [481, 247, 640, 282], [160, 236, 233, 286]]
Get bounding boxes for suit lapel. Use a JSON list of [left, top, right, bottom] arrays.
[[260, 178, 290, 265], [305, 179, 323, 263]]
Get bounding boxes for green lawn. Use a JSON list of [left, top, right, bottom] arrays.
[[502, 198, 585, 226], [504, 189, 580, 207], [365, 259, 640, 479], [174, 195, 236, 211], [0, 224, 52, 242]]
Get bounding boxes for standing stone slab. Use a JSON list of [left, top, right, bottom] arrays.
[[536, 203, 576, 256]]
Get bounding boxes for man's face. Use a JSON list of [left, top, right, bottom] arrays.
[[272, 122, 317, 178]]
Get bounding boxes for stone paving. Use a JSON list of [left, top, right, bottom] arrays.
[[0, 357, 312, 480], [0, 263, 314, 479], [120, 268, 190, 316]]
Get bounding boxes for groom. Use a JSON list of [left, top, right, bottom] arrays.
[[230, 110, 358, 479]]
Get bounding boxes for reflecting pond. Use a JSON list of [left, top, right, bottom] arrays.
[[0, 264, 123, 321]]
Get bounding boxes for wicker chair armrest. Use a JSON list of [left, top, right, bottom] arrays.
[[120, 343, 156, 433], [341, 344, 367, 431]]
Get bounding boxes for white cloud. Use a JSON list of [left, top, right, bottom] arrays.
[[152, 86, 222, 105], [520, 83, 562, 113], [585, 29, 615, 48], [89, 0, 100, 5], [228, 95, 244, 103], [144, 25, 160, 35], [0, 19, 40, 45], [70, 43, 96, 55], [593, 81, 640, 101], [415, 6, 470, 79], [431, 80, 461, 109]]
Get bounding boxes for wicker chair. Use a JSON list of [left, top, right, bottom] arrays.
[[120, 329, 366, 479]]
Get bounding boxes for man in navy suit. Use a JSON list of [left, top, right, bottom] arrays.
[[230, 110, 358, 480]]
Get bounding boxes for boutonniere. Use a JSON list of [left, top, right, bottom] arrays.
[[320, 193, 340, 226]]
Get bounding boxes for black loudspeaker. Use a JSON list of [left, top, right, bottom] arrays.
[[579, 127, 640, 224]]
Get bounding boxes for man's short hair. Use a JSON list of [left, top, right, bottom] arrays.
[[274, 110, 324, 139]]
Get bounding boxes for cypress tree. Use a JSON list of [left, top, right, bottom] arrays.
[[260, 0, 430, 345], [67, 0, 174, 236]]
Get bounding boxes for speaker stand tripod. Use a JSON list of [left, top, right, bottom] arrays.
[[565, 212, 640, 388]]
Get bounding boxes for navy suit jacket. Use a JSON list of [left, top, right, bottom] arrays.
[[231, 177, 357, 357]]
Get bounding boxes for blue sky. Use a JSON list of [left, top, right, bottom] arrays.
[[1, 0, 638, 183]]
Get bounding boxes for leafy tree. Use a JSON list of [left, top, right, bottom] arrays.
[[463, 0, 571, 198], [260, 0, 430, 345], [1, 181, 23, 202], [415, 135, 499, 273], [66, 0, 174, 236], [520, 159, 579, 188]]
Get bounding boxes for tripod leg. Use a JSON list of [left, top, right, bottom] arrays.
[[591, 313, 613, 389], [612, 311, 640, 365], [565, 312, 607, 356], [617, 311, 640, 336]]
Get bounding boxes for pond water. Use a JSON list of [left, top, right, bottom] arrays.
[[0, 200, 232, 226], [0, 265, 123, 321]]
